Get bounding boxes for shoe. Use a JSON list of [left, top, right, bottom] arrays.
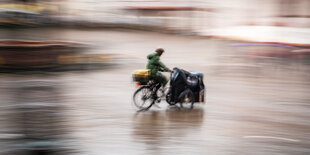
[[156, 98, 161, 103], [151, 93, 158, 100]]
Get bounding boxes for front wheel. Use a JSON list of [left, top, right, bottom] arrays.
[[179, 89, 195, 110], [133, 86, 155, 111]]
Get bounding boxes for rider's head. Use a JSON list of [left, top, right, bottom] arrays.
[[155, 48, 164, 56]]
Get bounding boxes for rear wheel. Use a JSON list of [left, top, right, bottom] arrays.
[[166, 92, 177, 105], [179, 89, 195, 110], [133, 86, 155, 111]]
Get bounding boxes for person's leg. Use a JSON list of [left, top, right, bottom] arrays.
[[150, 73, 167, 100], [148, 75, 160, 100], [156, 72, 168, 87]]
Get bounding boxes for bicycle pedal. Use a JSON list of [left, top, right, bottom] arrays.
[[156, 99, 161, 103]]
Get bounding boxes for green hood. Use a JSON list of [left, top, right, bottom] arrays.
[[147, 53, 158, 60], [146, 52, 170, 76]]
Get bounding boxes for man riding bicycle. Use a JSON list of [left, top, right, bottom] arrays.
[[132, 48, 204, 110], [147, 48, 172, 90]]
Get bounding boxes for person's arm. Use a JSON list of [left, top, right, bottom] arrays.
[[158, 60, 171, 72]]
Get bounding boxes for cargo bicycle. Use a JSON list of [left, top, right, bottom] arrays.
[[132, 67, 205, 111]]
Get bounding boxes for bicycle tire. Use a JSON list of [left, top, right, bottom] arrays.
[[179, 89, 195, 110], [133, 86, 155, 111]]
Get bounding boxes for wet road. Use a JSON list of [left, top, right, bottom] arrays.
[[0, 28, 310, 154]]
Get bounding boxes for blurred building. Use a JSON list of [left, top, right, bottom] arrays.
[[0, 0, 61, 25], [1, 0, 309, 44], [60, 0, 310, 31], [1, 0, 310, 31], [212, 0, 310, 28]]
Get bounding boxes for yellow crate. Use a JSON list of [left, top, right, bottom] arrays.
[[132, 69, 150, 83]]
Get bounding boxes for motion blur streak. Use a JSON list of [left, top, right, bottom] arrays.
[[0, 0, 310, 155]]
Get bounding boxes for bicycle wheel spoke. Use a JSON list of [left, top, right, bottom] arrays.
[[133, 86, 154, 110]]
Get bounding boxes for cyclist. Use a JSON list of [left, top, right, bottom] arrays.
[[146, 48, 172, 97]]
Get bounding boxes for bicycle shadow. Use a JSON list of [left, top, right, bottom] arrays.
[[131, 107, 204, 153]]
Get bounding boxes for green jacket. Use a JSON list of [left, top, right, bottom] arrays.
[[146, 53, 170, 76]]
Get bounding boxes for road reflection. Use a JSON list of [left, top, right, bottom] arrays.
[[132, 108, 204, 153]]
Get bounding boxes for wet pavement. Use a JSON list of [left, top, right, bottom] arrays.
[[0, 28, 310, 154]]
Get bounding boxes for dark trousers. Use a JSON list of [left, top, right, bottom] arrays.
[[151, 72, 168, 87]]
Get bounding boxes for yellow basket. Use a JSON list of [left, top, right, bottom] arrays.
[[132, 69, 150, 83]]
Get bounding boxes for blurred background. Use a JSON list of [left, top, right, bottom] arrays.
[[0, 0, 310, 154]]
